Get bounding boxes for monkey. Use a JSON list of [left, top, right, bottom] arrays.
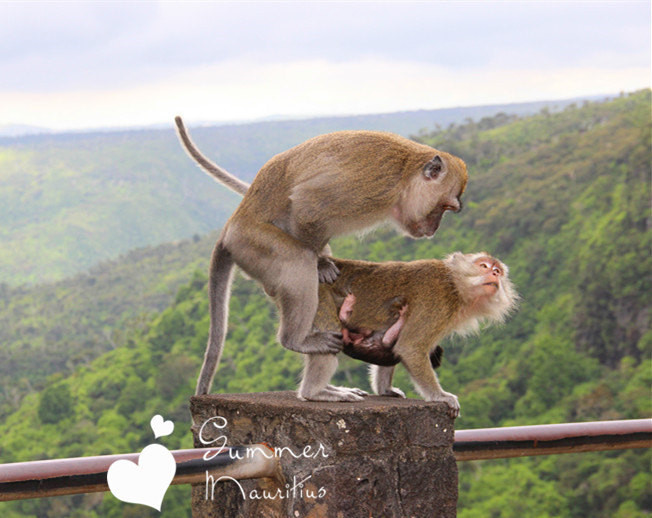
[[298, 252, 518, 417], [174, 116, 469, 395]]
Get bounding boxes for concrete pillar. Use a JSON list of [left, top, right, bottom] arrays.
[[190, 391, 457, 518]]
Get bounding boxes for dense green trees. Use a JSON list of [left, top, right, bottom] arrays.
[[0, 232, 219, 418], [0, 91, 649, 517], [37, 381, 74, 425]]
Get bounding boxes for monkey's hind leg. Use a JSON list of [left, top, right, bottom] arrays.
[[370, 365, 406, 398], [226, 221, 342, 355], [196, 241, 235, 395], [298, 355, 365, 402], [276, 268, 343, 355]]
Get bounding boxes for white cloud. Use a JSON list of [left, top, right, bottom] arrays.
[[1, 58, 648, 130], [1, 2, 649, 129]]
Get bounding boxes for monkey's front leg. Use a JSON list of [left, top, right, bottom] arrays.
[[400, 352, 460, 418]]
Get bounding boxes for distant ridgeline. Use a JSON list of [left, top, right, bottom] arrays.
[[0, 90, 649, 518], [0, 95, 604, 286]]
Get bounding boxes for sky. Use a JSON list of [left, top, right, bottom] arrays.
[[1, 1, 650, 131]]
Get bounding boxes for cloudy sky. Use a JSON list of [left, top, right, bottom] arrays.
[[1, 1, 649, 131]]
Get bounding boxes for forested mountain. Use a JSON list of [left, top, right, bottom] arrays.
[[0, 232, 218, 417], [0, 96, 598, 285], [0, 91, 649, 517]]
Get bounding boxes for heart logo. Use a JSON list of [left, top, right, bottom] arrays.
[[107, 444, 176, 511], [150, 414, 174, 439]]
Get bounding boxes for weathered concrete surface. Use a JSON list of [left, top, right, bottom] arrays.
[[190, 391, 457, 518]]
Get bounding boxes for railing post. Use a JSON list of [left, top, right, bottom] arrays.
[[190, 391, 458, 518]]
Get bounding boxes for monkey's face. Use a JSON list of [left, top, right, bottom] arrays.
[[397, 191, 463, 238], [444, 251, 518, 337], [393, 154, 467, 238], [473, 257, 504, 297], [411, 202, 460, 237]]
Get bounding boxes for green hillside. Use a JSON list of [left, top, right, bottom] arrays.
[[0, 97, 597, 286], [0, 131, 241, 285], [0, 91, 649, 517], [0, 231, 218, 418]]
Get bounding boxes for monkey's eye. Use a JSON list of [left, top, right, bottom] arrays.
[[493, 267, 503, 276], [443, 202, 461, 213], [478, 262, 490, 269]]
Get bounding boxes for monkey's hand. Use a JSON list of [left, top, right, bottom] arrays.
[[299, 331, 344, 354], [318, 256, 340, 284]]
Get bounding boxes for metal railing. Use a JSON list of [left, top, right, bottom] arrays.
[[453, 418, 651, 461], [0, 445, 279, 502], [0, 419, 650, 502]]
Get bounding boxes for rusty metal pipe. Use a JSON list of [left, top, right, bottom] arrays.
[[0, 444, 280, 502], [1, 420, 650, 502], [454, 419, 652, 461]]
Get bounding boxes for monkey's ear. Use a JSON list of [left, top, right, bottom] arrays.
[[423, 155, 447, 180]]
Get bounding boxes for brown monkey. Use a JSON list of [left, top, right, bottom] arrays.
[[175, 117, 469, 395], [299, 253, 518, 416]]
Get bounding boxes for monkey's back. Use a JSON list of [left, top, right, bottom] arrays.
[[232, 131, 448, 247]]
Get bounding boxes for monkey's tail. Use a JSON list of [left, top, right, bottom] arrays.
[[174, 116, 250, 196], [195, 242, 235, 395]]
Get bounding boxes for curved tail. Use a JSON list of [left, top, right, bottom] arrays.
[[174, 116, 250, 196], [195, 242, 235, 395]]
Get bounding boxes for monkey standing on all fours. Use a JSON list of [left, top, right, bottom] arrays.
[[174, 117, 469, 397], [304, 253, 518, 417]]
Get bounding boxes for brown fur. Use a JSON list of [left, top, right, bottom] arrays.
[[236, 131, 467, 249], [301, 254, 518, 416], [174, 118, 468, 396], [314, 257, 461, 354]]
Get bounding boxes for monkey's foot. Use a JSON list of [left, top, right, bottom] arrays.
[[428, 391, 460, 418], [298, 385, 365, 402], [298, 331, 343, 354], [326, 384, 368, 397], [378, 387, 406, 398], [318, 256, 340, 284]]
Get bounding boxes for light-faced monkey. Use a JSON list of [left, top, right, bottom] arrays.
[[175, 117, 469, 395], [301, 253, 518, 417]]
